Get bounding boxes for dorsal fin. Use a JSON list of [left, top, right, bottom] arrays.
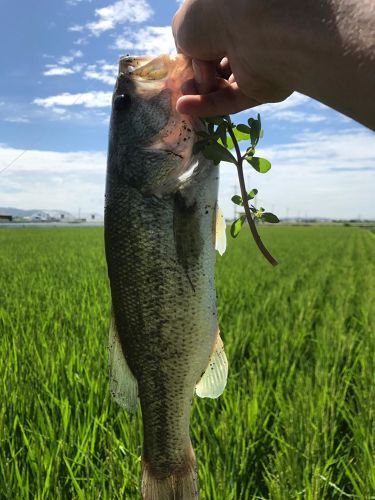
[[108, 312, 138, 414], [195, 332, 228, 399]]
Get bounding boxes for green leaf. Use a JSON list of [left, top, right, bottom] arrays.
[[208, 123, 215, 135], [236, 124, 251, 134], [216, 121, 227, 147], [233, 127, 249, 142], [246, 146, 255, 157], [203, 116, 222, 125], [233, 189, 257, 205], [225, 128, 249, 150], [262, 212, 280, 223], [231, 195, 243, 206], [248, 116, 261, 146], [246, 156, 272, 173], [230, 216, 246, 238], [202, 142, 237, 165]]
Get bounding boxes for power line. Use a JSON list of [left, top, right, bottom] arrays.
[[0, 83, 108, 176], [0, 149, 30, 175]]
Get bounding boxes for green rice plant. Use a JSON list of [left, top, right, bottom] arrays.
[[0, 226, 374, 499]]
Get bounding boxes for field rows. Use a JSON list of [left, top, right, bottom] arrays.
[[0, 226, 374, 499]]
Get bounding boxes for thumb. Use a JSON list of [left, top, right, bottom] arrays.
[[192, 59, 218, 95]]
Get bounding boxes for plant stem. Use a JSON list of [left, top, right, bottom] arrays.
[[227, 125, 278, 267]]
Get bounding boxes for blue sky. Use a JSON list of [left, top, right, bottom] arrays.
[[0, 0, 374, 219]]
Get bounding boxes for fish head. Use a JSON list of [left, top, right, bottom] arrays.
[[108, 54, 202, 195]]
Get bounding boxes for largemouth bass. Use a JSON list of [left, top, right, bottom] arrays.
[[104, 54, 228, 500]]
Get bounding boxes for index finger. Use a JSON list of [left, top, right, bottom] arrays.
[[172, 0, 226, 60], [176, 82, 261, 117]]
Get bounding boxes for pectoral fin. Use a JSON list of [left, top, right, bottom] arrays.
[[195, 332, 228, 399], [215, 206, 227, 256], [108, 313, 138, 414]]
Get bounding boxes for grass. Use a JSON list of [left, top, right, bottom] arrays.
[[0, 226, 374, 499]]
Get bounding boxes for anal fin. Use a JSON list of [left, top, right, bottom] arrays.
[[195, 332, 228, 399], [108, 312, 138, 414]]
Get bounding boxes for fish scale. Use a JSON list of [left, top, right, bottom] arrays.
[[105, 54, 228, 499]]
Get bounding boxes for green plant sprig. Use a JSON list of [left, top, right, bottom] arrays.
[[194, 114, 279, 266]]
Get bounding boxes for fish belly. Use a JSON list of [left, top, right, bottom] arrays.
[[105, 164, 219, 481]]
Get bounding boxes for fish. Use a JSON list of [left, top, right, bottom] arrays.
[[104, 54, 228, 500]]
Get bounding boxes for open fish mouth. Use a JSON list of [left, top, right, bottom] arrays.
[[119, 54, 190, 81], [120, 55, 171, 80], [113, 54, 198, 180], [116, 54, 194, 95]]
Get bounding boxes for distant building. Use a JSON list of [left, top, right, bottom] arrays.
[[0, 214, 13, 221], [30, 210, 75, 221], [16, 209, 104, 224], [85, 213, 104, 223], [31, 211, 51, 221]]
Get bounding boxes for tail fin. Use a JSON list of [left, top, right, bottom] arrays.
[[141, 453, 199, 500]]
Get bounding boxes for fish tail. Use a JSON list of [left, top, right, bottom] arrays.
[[141, 446, 199, 499]]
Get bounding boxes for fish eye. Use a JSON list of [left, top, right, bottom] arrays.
[[114, 94, 131, 111]]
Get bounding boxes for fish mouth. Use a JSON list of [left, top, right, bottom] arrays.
[[119, 56, 154, 77], [116, 55, 193, 109], [118, 54, 193, 86], [120, 55, 173, 81], [115, 55, 199, 183]]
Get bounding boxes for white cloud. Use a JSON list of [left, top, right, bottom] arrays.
[[58, 50, 83, 65], [73, 37, 89, 46], [260, 129, 375, 169], [257, 93, 310, 112], [244, 92, 335, 124], [0, 145, 105, 174], [51, 108, 67, 115], [69, 24, 85, 32], [84, 62, 117, 85], [72, 63, 85, 72], [1, 129, 373, 219], [270, 110, 326, 123], [3, 116, 30, 124], [113, 26, 176, 55], [219, 128, 375, 220], [66, 0, 92, 5], [44, 67, 75, 76], [34, 91, 112, 109], [43, 50, 84, 77], [0, 145, 106, 213], [83, 0, 153, 36]]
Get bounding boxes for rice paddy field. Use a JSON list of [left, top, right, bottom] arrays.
[[1, 225, 374, 499]]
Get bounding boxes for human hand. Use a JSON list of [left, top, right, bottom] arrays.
[[172, 0, 292, 116], [174, 0, 375, 131]]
